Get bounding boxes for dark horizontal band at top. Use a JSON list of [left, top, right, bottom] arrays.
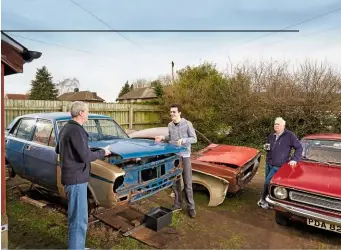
[[2, 29, 300, 33]]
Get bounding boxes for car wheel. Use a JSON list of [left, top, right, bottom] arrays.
[[6, 164, 16, 178], [275, 211, 290, 226]]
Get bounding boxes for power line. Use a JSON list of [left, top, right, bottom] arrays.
[[2, 29, 299, 33], [265, 27, 341, 48], [228, 6, 341, 50], [68, 0, 142, 48], [8, 33, 118, 61], [9, 34, 93, 53]]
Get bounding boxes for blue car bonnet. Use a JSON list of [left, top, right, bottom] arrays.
[[88, 138, 186, 159]]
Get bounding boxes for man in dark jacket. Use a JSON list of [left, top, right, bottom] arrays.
[[257, 117, 303, 209], [56, 101, 110, 249]]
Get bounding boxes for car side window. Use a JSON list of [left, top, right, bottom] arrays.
[[9, 119, 22, 136], [15, 118, 36, 141], [32, 119, 54, 146], [57, 121, 68, 133], [48, 128, 56, 147]]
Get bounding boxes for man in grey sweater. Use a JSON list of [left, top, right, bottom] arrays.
[[155, 104, 197, 218]]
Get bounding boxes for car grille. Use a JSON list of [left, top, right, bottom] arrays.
[[289, 191, 341, 212]]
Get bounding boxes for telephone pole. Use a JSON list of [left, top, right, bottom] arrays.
[[171, 61, 174, 83]]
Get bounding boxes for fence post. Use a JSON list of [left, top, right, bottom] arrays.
[[129, 105, 134, 129], [62, 103, 67, 112]]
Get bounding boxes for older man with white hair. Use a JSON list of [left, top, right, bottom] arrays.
[[56, 101, 111, 249], [257, 117, 303, 209]]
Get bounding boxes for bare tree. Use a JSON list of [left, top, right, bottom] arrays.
[[132, 78, 150, 88], [55, 78, 80, 95], [157, 74, 173, 85]]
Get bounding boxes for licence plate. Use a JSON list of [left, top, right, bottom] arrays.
[[307, 218, 341, 234]]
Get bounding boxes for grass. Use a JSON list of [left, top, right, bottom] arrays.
[[218, 233, 245, 249], [8, 200, 68, 249], [257, 154, 266, 176], [111, 236, 151, 250], [207, 186, 260, 213], [170, 211, 187, 228], [7, 194, 148, 249]]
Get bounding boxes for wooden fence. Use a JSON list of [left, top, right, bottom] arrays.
[[4, 100, 163, 130]]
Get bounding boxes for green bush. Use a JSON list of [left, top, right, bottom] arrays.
[[159, 60, 341, 148]]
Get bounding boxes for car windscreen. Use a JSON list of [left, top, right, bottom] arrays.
[[57, 119, 129, 141], [301, 139, 341, 165]]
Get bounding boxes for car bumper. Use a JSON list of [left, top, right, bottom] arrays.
[[127, 167, 182, 203], [266, 196, 341, 226]]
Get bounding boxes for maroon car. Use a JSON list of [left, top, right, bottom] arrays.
[[128, 127, 261, 207], [266, 133, 341, 234]]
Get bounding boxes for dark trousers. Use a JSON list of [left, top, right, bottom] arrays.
[[172, 157, 195, 210]]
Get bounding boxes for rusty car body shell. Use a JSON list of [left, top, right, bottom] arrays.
[[5, 113, 185, 210], [128, 127, 261, 206]]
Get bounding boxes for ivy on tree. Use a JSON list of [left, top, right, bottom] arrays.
[[29, 66, 59, 100]]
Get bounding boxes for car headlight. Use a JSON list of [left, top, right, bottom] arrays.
[[274, 186, 288, 200]]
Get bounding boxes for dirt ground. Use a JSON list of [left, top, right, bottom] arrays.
[[6, 168, 341, 249]]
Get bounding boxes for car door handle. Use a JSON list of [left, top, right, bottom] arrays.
[[25, 145, 32, 151]]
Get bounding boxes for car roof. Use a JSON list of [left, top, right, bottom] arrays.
[[18, 112, 111, 121], [128, 127, 168, 138], [303, 133, 341, 140]]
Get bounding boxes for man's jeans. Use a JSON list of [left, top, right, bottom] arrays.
[[64, 183, 88, 250], [262, 163, 280, 199], [173, 157, 195, 210]]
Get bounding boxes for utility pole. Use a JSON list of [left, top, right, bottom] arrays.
[[171, 61, 174, 83]]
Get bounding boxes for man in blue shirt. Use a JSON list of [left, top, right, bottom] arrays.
[[257, 117, 303, 209]]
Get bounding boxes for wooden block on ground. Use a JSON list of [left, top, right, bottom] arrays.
[[20, 196, 49, 208], [131, 219, 141, 227], [130, 226, 179, 249]]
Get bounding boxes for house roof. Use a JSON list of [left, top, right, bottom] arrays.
[[58, 91, 105, 102], [5, 93, 29, 100], [1, 32, 42, 75], [116, 87, 157, 100]]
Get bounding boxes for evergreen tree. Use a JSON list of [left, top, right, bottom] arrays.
[[29, 66, 59, 100], [151, 80, 164, 98], [118, 81, 132, 97]]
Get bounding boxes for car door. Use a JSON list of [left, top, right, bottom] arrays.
[[24, 119, 58, 191], [5, 118, 37, 177]]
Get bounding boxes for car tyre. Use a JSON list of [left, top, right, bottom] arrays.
[[275, 211, 290, 226], [6, 164, 16, 178], [87, 192, 97, 215]]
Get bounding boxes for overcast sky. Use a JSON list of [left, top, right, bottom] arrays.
[[2, 0, 341, 102]]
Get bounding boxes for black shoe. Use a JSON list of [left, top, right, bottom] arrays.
[[171, 205, 182, 212], [188, 209, 196, 218]]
